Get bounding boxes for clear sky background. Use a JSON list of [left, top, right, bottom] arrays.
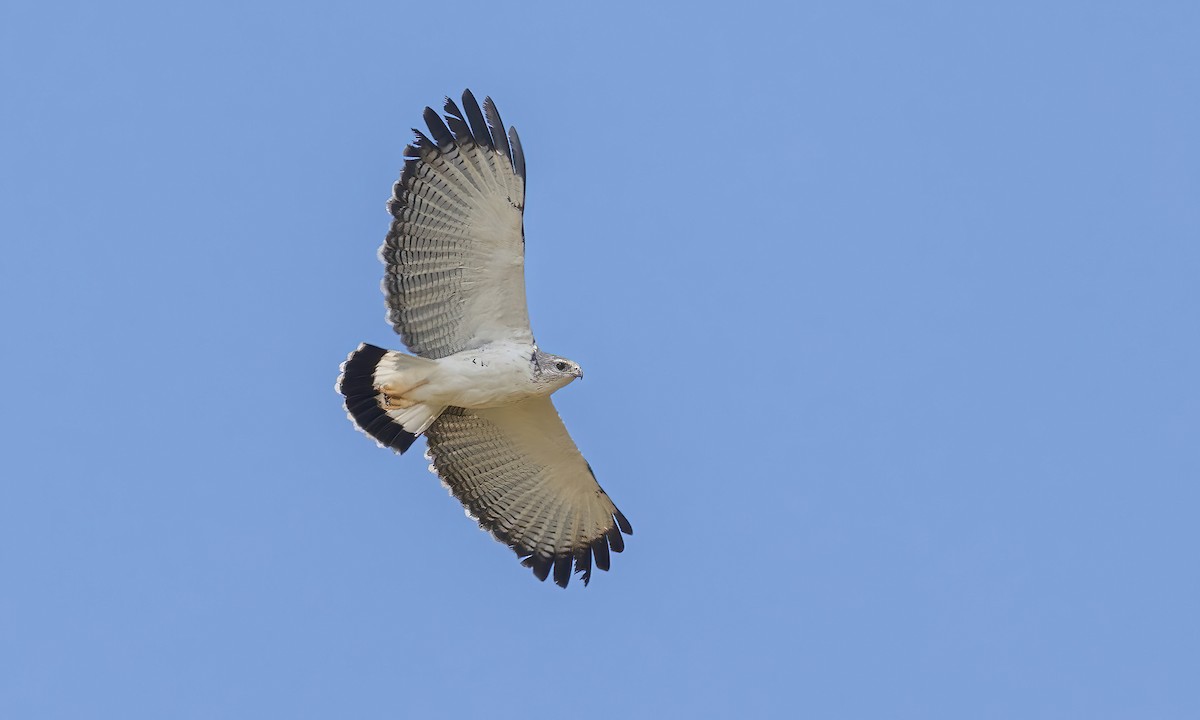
[[2, 2, 1198, 718]]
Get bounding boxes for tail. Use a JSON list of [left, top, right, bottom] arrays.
[[336, 343, 446, 454]]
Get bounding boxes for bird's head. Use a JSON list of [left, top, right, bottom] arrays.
[[533, 349, 583, 391]]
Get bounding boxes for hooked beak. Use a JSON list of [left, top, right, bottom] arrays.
[[574, 368, 584, 380]]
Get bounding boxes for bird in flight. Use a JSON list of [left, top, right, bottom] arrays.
[[336, 90, 631, 588]]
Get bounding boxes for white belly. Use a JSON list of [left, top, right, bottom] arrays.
[[413, 344, 541, 409]]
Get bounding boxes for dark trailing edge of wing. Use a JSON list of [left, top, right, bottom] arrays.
[[336, 343, 418, 454], [510, 463, 633, 588], [427, 408, 632, 589], [512, 506, 633, 588], [377, 94, 623, 586]]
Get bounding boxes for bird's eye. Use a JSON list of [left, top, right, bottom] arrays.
[[555, 361, 568, 371]]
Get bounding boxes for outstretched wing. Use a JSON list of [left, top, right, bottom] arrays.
[[424, 398, 633, 588], [382, 90, 530, 359]]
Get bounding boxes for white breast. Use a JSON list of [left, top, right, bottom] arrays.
[[416, 343, 539, 409]]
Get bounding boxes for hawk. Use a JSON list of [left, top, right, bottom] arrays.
[[336, 90, 632, 588]]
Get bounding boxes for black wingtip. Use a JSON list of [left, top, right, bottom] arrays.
[[552, 554, 573, 588], [460, 89, 494, 151], [399, 91, 523, 205], [442, 97, 473, 145], [422, 106, 454, 147], [482, 96, 512, 166], [591, 536, 611, 572], [522, 554, 553, 582], [606, 526, 625, 554], [336, 344, 418, 454], [508, 126, 525, 180], [614, 508, 633, 535], [574, 547, 593, 586]]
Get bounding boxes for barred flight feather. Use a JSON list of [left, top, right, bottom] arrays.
[[338, 90, 631, 589], [383, 92, 530, 359], [424, 401, 631, 587]]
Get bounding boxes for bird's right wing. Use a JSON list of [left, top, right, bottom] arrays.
[[424, 398, 632, 588], [381, 90, 531, 359]]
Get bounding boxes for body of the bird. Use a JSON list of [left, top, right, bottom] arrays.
[[336, 90, 631, 588]]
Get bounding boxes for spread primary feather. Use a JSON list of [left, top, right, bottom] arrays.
[[336, 90, 632, 588]]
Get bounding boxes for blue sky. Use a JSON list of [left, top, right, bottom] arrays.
[[2, 1, 1198, 717]]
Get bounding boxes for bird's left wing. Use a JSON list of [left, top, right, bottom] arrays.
[[424, 398, 632, 588], [382, 90, 530, 359]]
